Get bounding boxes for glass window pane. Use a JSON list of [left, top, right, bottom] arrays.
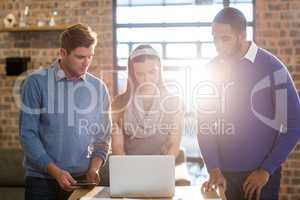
[[117, 27, 213, 43], [230, 3, 253, 22], [148, 43, 163, 57], [163, 70, 186, 93], [131, 0, 163, 5], [164, 59, 192, 67], [117, 28, 165, 42], [117, 5, 223, 24], [201, 42, 217, 58], [166, 27, 213, 42], [117, 70, 128, 94], [117, 44, 129, 59], [117, 0, 129, 6], [163, 59, 209, 69], [117, 59, 128, 67], [231, 0, 253, 2], [166, 44, 197, 59], [116, 28, 130, 42], [247, 26, 253, 40], [165, 0, 194, 4], [118, 0, 196, 6]]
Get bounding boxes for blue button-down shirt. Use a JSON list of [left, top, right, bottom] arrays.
[[19, 60, 111, 178]]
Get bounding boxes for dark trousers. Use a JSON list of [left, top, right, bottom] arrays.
[[25, 176, 84, 200], [223, 167, 281, 200]]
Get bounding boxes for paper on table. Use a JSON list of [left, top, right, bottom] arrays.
[[81, 198, 221, 200], [81, 198, 139, 200]]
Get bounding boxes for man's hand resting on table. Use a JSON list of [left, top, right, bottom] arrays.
[[86, 168, 100, 185], [201, 168, 227, 193]]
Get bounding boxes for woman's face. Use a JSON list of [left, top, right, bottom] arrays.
[[132, 58, 161, 93]]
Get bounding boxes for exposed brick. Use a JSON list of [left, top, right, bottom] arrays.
[[290, 30, 299, 37], [3, 96, 12, 103], [291, 178, 300, 185], [282, 177, 290, 184], [281, 12, 295, 20], [296, 83, 300, 91], [287, 186, 296, 193], [285, 48, 293, 55], [81, 0, 99, 8], [0, 105, 11, 111], [291, 195, 300, 200], [280, 195, 289, 200], [293, 73, 300, 81], [294, 170, 300, 177], [280, 30, 287, 37]]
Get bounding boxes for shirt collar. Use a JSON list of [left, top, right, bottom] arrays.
[[242, 42, 258, 63], [54, 59, 86, 81]]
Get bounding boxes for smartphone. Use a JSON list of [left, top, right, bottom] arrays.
[[71, 180, 97, 187]]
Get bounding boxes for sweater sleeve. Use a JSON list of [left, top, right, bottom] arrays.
[[261, 65, 300, 174]]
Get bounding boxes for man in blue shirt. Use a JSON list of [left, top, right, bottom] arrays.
[[19, 24, 111, 200], [198, 7, 300, 200]]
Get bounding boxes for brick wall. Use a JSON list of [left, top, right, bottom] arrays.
[[256, 0, 300, 199], [0, 0, 114, 149]]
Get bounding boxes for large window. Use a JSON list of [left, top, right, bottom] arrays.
[[115, 0, 254, 106]]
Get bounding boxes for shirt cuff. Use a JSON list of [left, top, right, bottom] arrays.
[[205, 160, 221, 172], [37, 153, 53, 173], [92, 142, 109, 166], [260, 161, 278, 175]]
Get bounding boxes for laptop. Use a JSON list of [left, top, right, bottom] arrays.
[[109, 155, 175, 198]]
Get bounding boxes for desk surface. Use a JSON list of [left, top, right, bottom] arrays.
[[68, 186, 220, 200]]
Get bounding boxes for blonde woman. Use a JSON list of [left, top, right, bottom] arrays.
[[111, 44, 183, 158]]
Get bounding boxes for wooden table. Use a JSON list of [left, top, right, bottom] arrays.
[[68, 186, 220, 200]]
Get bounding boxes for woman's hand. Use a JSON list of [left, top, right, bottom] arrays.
[[86, 168, 100, 185]]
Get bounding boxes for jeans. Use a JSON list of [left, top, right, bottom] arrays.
[[25, 176, 83, 200], [223, 167, 281, 200]]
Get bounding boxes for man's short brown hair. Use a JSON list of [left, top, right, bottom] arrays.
[[60, 23, 97, 54]]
